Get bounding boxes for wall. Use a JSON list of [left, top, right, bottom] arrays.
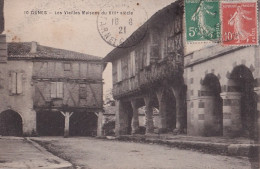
[[33, 60, 103, 109], [0, 59, 36, 135], [184, 45, 256, 136]]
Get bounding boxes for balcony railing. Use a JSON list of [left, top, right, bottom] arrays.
[[112, 57, 183, 98]]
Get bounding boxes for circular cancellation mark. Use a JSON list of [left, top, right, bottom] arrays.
[[97, 3, 148, 48]]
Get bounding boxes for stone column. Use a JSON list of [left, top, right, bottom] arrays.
[[156, 89, 167, 133], [60, 111, 73, 138], [171, 87, 185, 133], [144, 96, 154, 134], [97, 112, 104, 137], [130, 100, 139, 134], [254, 87, 260, 141], [220, 92, 242, 137], [115, 100, 128, 136]]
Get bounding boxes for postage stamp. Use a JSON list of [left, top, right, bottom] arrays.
[[185, 0, 220, 42], [221, 1, 258, 46], [97, 3, 148, 48]]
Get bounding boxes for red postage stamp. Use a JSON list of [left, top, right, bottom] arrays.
[[221, 2, 258, 46]]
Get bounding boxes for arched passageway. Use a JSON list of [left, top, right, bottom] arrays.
[[200, 73, 222, 136], [161, 88, 176, 131], [0, 110, 23, 136], [229, 65, 257, 138]]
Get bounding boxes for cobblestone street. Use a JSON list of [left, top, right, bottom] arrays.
[[32, 137, 253, 169]]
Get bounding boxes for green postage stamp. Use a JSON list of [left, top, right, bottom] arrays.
[[185, 0, 220, 42]]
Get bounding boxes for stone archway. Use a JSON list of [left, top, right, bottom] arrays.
[[200, 73, 222, 136], [156, 88, 176, 133], [0, 110, 23, 136], [229, 65, 256, 137]]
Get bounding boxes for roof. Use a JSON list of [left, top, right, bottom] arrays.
[[8, 42, 102, 62], [103, 0, 183, 62]]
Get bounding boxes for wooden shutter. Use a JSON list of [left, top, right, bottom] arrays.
[[51, 82, 57, 98], [128, 55, 131, 78], [117, 59, 122, 82], [143, 45, 147, 67], [112, 61, 117, 84], [150, 29, 160, 62], [16, 72, 23, 94], [146, 44, 150, 66], [132, 52, 136, 75], [57, 82, 63, 98], [11, 72, 16, 94]]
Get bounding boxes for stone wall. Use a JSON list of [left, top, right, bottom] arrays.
[[184, 45, 257, 136], [0, 59, 36, 135]]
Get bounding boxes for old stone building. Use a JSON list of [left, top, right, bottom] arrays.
[[103, 1, 186, 135], [0, 37, 103, 136], [103, 0, 260, 139]]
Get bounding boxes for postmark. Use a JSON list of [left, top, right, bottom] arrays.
[[221, 1, 258, 46], [97, 3, 148, 48], [185, 0, 220, 43]]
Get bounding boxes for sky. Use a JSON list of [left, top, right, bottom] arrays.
[[4, 0, 178, 95]]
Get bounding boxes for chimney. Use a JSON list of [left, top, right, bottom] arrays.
[[30, 41, 37, 53]]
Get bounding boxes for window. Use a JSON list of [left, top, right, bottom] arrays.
[[129, 51, 136, 77], [10, 72, 23, 95], [51, 82, 63, 98], [64, 63, 71, 71], [79, 85, 87, 99], [117, 59, 122, 82], [149, 30, 160, 63]]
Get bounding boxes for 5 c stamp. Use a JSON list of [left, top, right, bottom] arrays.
[[185, 0, 221, 42], [221, 1, 258, 45]]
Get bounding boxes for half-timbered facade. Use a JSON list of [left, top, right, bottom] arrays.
[[103, 1, 186, 135], [0, 39, 103, 136]]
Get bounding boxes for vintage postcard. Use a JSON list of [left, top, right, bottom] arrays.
[[0, 0, 260, 168]]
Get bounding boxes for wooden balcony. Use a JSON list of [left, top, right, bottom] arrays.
[[112, 57, 183, 99]]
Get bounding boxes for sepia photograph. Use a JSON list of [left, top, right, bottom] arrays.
[[0, 0, 260, 168]]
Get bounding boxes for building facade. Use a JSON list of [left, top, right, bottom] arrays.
[[103, 1, 186, 135], [104, 0, 260, 139], [0, 37, 104, 136]]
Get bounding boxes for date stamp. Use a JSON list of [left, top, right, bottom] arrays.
[[185, 0, 220, 42], [221, 1, 258, 46], [97, 3, 147, 48]]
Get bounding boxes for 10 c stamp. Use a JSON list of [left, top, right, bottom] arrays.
[[222, 1, 258, 45], [185, 0, 221, 42]]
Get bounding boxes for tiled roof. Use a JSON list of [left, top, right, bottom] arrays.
[[8, 42, 102, 61]]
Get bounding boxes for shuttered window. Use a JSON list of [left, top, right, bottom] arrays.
[[79, 84, 87, 99], [51, 82, 63, 98], [129, 51, 136, 77], [64, 63, 71, 71], [10, 72, 23, 95], [117, 59, 122, 82]]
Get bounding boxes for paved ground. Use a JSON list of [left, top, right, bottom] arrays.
[[32, 137, 254, 169], [0, 137, 72, 169]]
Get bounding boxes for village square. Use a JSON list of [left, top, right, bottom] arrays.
[[0, 0, 260, 168]]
